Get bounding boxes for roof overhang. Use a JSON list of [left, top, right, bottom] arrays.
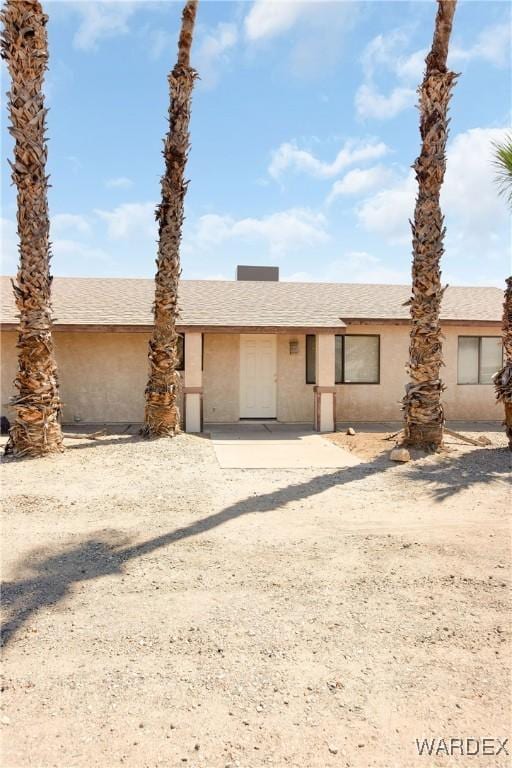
[[341, 318, 501, 327], [1, 323, 347, 334]]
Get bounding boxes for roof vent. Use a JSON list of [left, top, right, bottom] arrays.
[[236, 265, 279, 281]]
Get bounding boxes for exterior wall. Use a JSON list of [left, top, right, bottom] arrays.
[[336, 324, 407, 422], [442, 325, 501, 420], [335, 323, 501, 422], [1, 324, 502, 426], [1, 330, 183, 425], [277, 334, 313, 422], [1, 331, 17, 422], [203, 333, 240, 422]]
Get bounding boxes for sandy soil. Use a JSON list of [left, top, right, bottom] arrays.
[[1, 427, 511, 768]]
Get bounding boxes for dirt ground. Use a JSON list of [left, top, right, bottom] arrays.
[[1, 425, 511, 768]]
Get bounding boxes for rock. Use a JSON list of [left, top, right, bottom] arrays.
[[390, 448, 410, 462], [328, 745, 338, 755], [477, 435, 492, 445], [346, 427, 356, 436], [1, 716, 10, 726]]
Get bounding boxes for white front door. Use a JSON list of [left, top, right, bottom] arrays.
[[240, 334, 277, 418]]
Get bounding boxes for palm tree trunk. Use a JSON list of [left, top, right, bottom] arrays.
[[494, 276, 512, 450], [1, 0, 64, 457], [403, 0, 458, 448], [142, 0, 198, 438]]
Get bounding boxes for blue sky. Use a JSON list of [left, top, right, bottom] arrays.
[[1, 0, 511, 286]]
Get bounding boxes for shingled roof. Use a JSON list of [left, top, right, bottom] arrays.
[[0, 276, 503, 329]]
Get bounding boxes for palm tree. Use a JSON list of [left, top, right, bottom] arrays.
[[1, 0, 64, 457], [403, 0, 458, 448], [492, 137, 512, 450], [142, 0, 198, 437], [494, 134, 512, 206]]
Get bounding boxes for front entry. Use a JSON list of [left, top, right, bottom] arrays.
[[239, 334, 277, 418]]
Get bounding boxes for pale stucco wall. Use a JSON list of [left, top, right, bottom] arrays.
[[277, 334, 313, 422], [336, 323, 406, 422], [1, 331, 17, 422], [1, 330, 183, 424], [203, 333, 240, 422], [442, 325, 501, 421], [1, 331, 150, 423], [335, 324, 501, 422], [0, 325, 502, 425]]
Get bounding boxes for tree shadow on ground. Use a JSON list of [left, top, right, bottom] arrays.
[[404, 446, 511, 501], [2, 445, 510, 647], [0, 453, 391, 647]]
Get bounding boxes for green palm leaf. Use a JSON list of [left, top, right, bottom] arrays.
[[493, 135, 512, 207]]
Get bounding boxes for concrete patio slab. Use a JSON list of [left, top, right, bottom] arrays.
[[207, 423, 361, 469]]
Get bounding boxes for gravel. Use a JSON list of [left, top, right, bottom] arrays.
[[1, 428, 511, 767]]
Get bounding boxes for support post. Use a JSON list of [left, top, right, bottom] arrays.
[[313, 333, 336, 433], [183, 332, 203, 432]]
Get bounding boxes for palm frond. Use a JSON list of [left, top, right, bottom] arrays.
[[493, 134, 512, 207]]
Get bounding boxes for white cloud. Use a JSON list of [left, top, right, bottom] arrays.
[[357, 173, 415, 244], [244, 0, 307, 42], [356, 28, 420, 121], [52, 239, 111, 265], [327, 165, 394, 203], [284, 251, 409, 285], [355, 83, 416, 121], [95, 202, 156, 241], [52, 213, 90, 234], [192, 208, 329, 255], [451, 22, 511, 69], [357, 21, 511, 121], [269, 138, 389, 180], [361, 29, 411, 80], [105, 176, 134, 190], [358, 127, 510, 261], [147, 28, 172, 61], [195, 22, 238, 88], [244, 2, 358, 80], [394, 48, 426, 82], [73, 2, 136, 51]]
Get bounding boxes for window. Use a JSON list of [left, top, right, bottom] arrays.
[[176, 334, 185, 371], [305, 334, 316, 384], [343, 335, 380, 383], [457, 336, 502, 384], [305, 334, 380, 384], [335, 335, 343, 384]]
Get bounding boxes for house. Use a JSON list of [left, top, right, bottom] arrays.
[[0, 268, 504, 432]]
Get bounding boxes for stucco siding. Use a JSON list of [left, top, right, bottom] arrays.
[[1, 331, 17, 421], [1, 331, 161, 424], [442, 325, 501, 420], [277, 335, 313, 422], [1, 324, 502, 426], [335, 324, 501, 422], [336, 325, 406, 421], [203, 333, 240, 422]]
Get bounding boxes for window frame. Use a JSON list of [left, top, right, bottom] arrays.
[[335, 334, 344, 385], [305, 333, 381, 385], [457, 335, 503, 385], [341, 334, 381, 385], [176, 333, 185, 372], [305, 334, 316, 384]]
